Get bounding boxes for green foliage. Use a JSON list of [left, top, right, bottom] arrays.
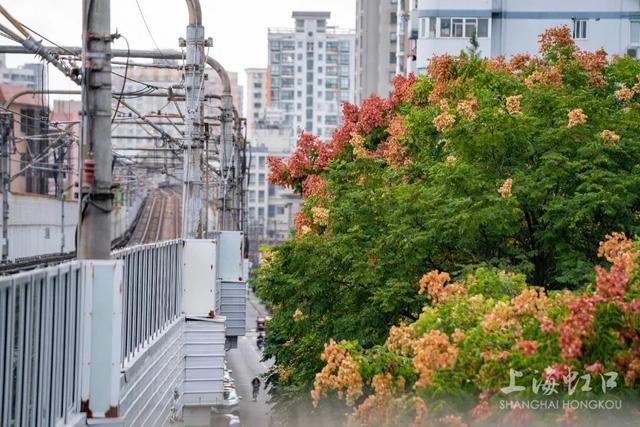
[[257, 44, 640, 421]]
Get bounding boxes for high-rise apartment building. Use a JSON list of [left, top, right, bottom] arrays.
[[406, 0, 640, 74], [355, 0, 399, 103], [267, 11, 356, 140], [245, 68, 267, 140], [0, 54, 45, 90]]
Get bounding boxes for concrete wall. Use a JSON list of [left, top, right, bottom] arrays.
[[2, 193, 78, 260], [1, 192, 143, 261]]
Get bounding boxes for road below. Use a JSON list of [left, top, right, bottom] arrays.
[[225, 290, 273, 426]]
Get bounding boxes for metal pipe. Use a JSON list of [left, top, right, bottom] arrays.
[[185, 0, 202, 26], [0, 4, 30, 38]]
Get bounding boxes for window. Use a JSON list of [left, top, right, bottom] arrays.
[[268, 205, 276, 218], [253, 82, 262, 88], [465, 19, 477, 38], [452, 18, 464, 38], [632, 21, 640, 45], [439, 17, 489, 38], [326, 91, 336, 101], [340, 77, 350, 89], [258, 207, 265, 217], [258, 191, 265, 202], [258, 173, 265, 185], [440, 18, 451, 37], [573, 20, 587, 39], [253, 102, 262, 108], [390, 52, 397, 64], [249, 191, 256, 202], [390, 12, 397, 25], [325, 115, 338, 125], [258, 157, 266, 168], [318, 41, 323, 48], [478, 19, 489, 38], [419, 17, 427, 38]]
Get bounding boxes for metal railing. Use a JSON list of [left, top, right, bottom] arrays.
[[113, 240, 182, 367], [0, 262, 85, 427]]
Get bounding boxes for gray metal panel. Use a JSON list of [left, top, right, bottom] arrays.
[[218, 281, 247, 337], [183, 317, 226, 406]]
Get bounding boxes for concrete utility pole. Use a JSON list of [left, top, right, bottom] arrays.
[[0, 112, 11, 261], [182, 0, 206, 238], [78, 0, 113, 259]]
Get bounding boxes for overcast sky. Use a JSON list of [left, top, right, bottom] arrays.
[[2, 0, 356, 103]]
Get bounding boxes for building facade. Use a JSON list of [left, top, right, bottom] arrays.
[[267, 11, 356, 140], [245, 111, 301, 263], [0, 54, 44, 90], [355, 0, 399, 103], [245, 67, 267, 140], [407, 0, 640, 74]]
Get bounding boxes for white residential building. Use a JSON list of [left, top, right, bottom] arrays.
[[0, 54, 44, 90], [406, 0, 640, 74], [268, 11, 356, 140], [245, 67, 267, 140], [355, 0, 399, 103], [246, 111, 301, 262]]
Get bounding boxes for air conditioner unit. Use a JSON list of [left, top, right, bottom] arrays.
[[627, 47, 639, 59]]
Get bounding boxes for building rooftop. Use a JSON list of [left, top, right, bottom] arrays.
[[292, 11, 331, 19]]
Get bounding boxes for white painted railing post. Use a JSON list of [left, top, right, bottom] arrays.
[[81, 260, 123, 418]]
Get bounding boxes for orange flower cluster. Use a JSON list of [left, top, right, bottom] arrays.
[[524, 67, 563, 88], [434, 99, 455, 132], [311, 206, 330, 227], [538, 25, 575, 53], [600, 130, 620, 145], [389, 73, 417, 108], [378, 114, 412, 168], [446, 155, 457, 165], [567, 108, 588, 128], [615, 85, 635, 102], [311, 339, 363, 407], [512, 340, 539, 356], [498, 178, 513, 198], [348, 372, 395, 426], [412, 397, 427, 427], [427, 54, 453, 82], [294, 211, 314, 236], [506, 95, 522, 115], [386, 322, 415, 356], [350, 132, 370, 158], [598, 232, 639, 274], [572, 48, 608, 86], [418, 270, 466, 305], [508, 53, 532, 73], [412, 330, 459, 388], [456, 95, 478, 121], [484, 55, 510, 73], [482, 288, 549, 333]]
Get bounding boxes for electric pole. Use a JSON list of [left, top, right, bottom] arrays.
[[78, 0, 113, 259], [0, 112, 11, 261], [182, 1, 206, 238]]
